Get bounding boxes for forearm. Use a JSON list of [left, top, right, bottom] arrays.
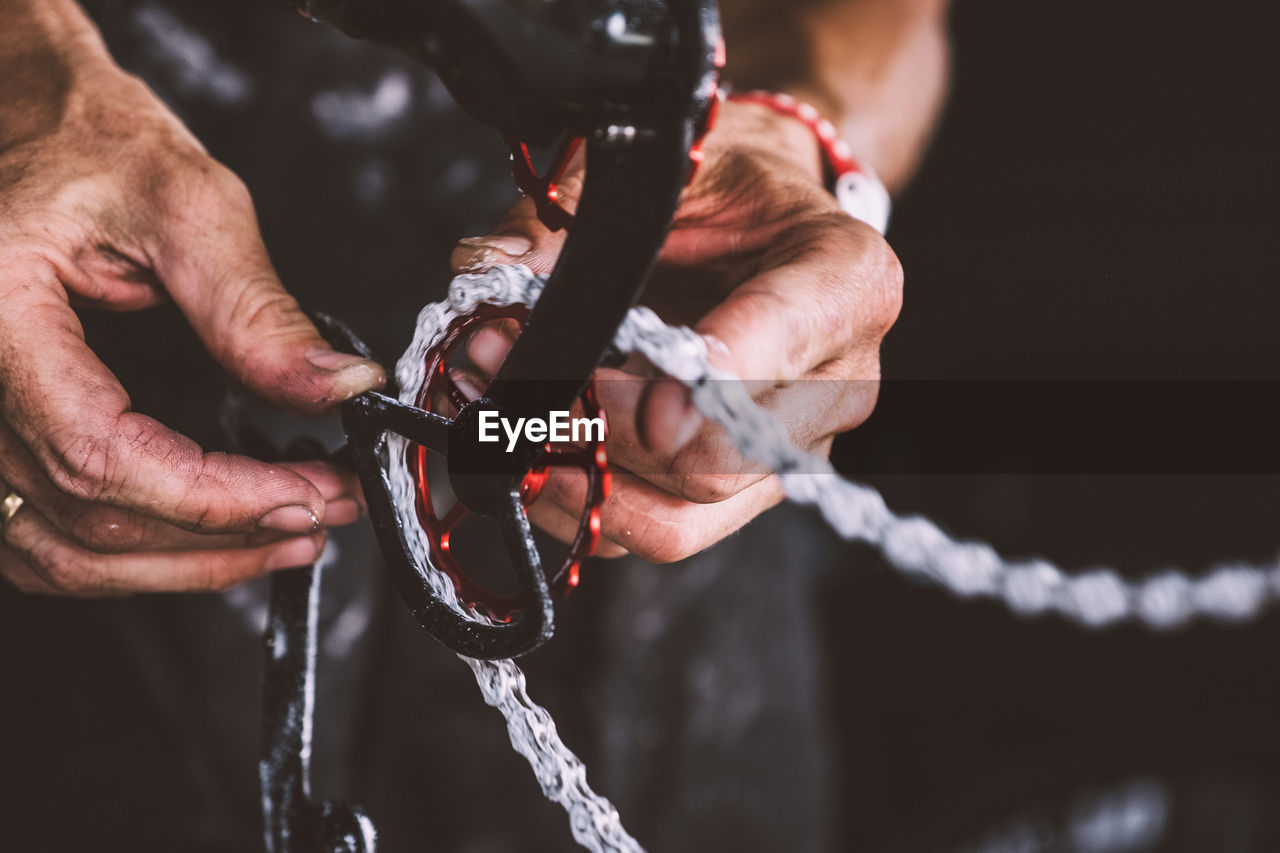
[[721, 0, 952, 192]]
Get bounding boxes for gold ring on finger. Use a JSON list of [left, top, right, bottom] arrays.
[[1, 489, 26, 543]]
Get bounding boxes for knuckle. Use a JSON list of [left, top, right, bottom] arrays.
[[212, 286, 311, 382], [43, 564, 85, 595], [34, 547, 93, 595], [171, 454, 243, 533], [43, 428, 115, 501], [231, 286, 303, 340], [0, 253, 58, 304], [208, 161, 253, 206], [673, 472, 739, 504], [173, 155, 251, 208], [872, 243, 905, 331], [171, 492, 223, 535], [213, 284, 307, 369], [667, 430, 752, 504], [811, 217, 904, 344], [835, 379, 880, 432], [850, 233, 904, 336], [210, 174, 255, 221]]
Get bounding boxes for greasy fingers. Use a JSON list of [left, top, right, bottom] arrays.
[[2, 52, 384, 415], [0, 427, 357, 554], [1, 505, 324, 596], [151, 160, 384, 412], [0, 6, 370, 597], [539, 466, 786, 564], [593, 372, 875, 506]]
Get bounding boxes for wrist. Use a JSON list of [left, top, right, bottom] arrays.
[[713, 100, 826, 185], [722, 90, 892, 234]]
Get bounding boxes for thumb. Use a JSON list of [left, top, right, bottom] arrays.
[[155, 171, 385, 414]]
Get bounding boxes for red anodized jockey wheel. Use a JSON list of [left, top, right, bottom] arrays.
[[410, 304, 611, 623]]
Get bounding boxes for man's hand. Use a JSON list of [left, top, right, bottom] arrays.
[[452, 100, 902, 563], [0, 2, 384, 595]]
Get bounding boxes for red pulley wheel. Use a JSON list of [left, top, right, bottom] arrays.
[[409, 304, 611, 622]]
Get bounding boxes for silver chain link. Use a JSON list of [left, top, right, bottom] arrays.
[[388, 266, 643, 853], [388, 264, 1280, 853], [612, 295, 1280, 631]]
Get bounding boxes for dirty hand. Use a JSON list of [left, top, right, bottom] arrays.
[[0, 2, 384, 595], [451, 99, 903, 563]]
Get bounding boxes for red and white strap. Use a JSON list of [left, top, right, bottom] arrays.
[[725, 90, 892, 235]]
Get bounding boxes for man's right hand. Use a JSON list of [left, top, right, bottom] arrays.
[[0, 1, 385, 595]]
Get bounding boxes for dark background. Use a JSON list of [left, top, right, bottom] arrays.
[[825, 0, 1280, 848]]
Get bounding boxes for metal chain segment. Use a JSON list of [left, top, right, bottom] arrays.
[[389, 265, 1280, 853], [463, 657, 638, 851], [388, 266, 642, 853], [612, 300, 1280, 630], [415, 265, 1280, 632]]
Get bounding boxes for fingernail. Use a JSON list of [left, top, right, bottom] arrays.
[[671, 405, 702, 450], [258, 504, 320, 534], [458, 234, 533, 257], [305, 347, 386, 400], [642, 379, 703, 454], [305, 346, 378, 373], [264, 533, 326, 571]]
